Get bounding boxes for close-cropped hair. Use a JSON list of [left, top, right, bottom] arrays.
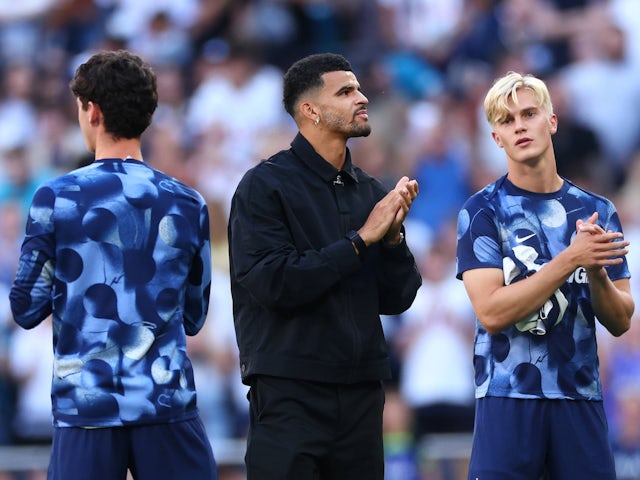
[[483, 71, 553, 126], [282, 53, 353, 118], [70, 49, 158, 139]]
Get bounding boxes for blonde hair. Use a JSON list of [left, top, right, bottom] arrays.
[[483, 71, 553, 125]]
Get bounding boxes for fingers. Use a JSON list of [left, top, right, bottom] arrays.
[[394, 176, 409, 190], [394, 178, 419, 204], [578, 223, 605, 235], [406, 179, 419, 199], [361, 177, 419, 244], [598, 238, 629, 257], [585, 212, 599, 224], [575, 232, 630, 269], [580, 230, 627, 249], [576, 212, 600, 231], [395, 179, 418, 218]]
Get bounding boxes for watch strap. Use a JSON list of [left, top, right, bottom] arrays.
[[345, 230, 367, 256]]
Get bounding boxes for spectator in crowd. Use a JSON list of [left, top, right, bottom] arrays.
[[382, 388, 420, 480], [609, 382, 640, 480], [8, 316, 53, 445], [608, 0, 640, 69], [394, 223, 475, 479], [0, 62, 38, 154], [0, 304, 16, 449], [544, 74, 604, 192], [404, 100, 472, 236], [0, 201, 23, 451], [397, 224, 475, 440], [185, 40, 286, 214], [557, 15, 640, 189], [0, 0, 57, 64], [187, 267, 248, 443]]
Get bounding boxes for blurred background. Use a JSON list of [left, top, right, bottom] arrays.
[[0, 1, 640, 479]]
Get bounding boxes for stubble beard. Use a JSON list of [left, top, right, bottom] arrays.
[[336, 118, 372, 139], [350, 123, 371, 138], [323, 110, 371, 138]]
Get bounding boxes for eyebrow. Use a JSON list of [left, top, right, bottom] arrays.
[[504, 103, 539, 116], [334, 80, 361, 95]]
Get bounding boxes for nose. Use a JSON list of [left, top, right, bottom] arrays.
[[513, 116, 525, 132], [357, 90, 368, 105]]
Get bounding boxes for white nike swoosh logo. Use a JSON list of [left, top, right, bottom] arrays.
[[515, 233, 536, 243]]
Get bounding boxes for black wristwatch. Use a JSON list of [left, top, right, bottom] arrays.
[[345, 230, 367, 256]]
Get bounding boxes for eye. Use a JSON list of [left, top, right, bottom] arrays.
[[338, 86, 360, 97]]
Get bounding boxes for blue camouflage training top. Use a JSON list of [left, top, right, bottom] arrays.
[[456, 175, 629, 401], [10, 158, 211, 427]]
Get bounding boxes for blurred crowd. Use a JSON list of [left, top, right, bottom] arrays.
[[1, 1, 640, 479]]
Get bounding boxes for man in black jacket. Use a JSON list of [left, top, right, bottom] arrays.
[[228, 52, 422, 480]]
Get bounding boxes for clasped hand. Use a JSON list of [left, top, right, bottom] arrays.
[[572, 212, 629, 272], [358, 176, 419, 246]]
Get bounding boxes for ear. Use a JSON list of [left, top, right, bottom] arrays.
[[549, 113, 558, 135], [88, 101, 102, 126], [299, 101, 318, 124], [491, 131, 504, 148]]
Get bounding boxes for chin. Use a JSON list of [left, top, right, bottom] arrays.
[[350, 125, 371, 138]]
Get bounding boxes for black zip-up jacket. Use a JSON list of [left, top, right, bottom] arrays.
[[228, 133, 422, 385]]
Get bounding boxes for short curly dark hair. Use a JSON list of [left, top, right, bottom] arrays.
[[70, 50, 158, 139], [282, 53, 353, 118]]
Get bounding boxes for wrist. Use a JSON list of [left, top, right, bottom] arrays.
[[383, 231, 404, 247], [345, 230, 368, 256], [586, 265, 607, 279]]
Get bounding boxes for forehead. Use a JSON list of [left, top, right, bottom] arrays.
[[320, 70, 358, 92], [505, 88, 539, 112]]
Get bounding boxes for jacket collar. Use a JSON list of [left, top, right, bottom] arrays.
[[291, 133, 359, 184]]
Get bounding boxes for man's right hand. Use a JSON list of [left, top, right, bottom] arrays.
[[358, 176, 419, 245]]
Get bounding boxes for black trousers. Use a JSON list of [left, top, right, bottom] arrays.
[[245, 375, 385, 480]]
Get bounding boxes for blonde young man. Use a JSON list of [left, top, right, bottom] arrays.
[[456, 71, 634, 479]]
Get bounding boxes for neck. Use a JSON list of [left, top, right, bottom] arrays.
[[507, 168, 563, 193], [506, 149, 564, 193], [300, 127, 347, 169], [94, 135, 143, 162]]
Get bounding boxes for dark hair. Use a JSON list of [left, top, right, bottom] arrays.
[[282, 53, 353, 117], [70, 50, 158, 139]]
